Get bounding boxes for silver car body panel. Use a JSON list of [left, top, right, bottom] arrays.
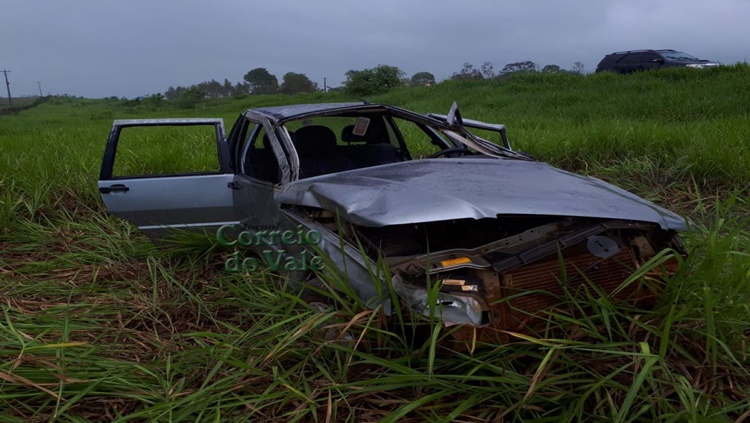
[[98, 118, 238, 239], [98, 174, 239, 239], [277, 158, 687, 231]]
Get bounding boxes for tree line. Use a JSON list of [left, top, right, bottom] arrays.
[[449, 61, 585, 80], [149, 60, 585, 108], [164, 70, 318, 100]]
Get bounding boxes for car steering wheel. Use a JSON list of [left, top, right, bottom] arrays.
[[429, 147, 475, 158]]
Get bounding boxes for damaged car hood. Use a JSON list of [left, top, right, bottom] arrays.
[[278, 159, 687, 230]]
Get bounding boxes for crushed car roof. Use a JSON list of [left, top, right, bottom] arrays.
[[245, 102, 369, 120]]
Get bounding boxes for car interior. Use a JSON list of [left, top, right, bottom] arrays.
[[292, 125, 357, 178], [245, 114, 407, 182]]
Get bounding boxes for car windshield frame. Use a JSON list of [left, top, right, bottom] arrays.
[[275, 107, 533, 164]]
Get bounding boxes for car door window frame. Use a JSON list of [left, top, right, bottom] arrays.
[[235, 116, 295, 184], [99, 119, 229, 181]]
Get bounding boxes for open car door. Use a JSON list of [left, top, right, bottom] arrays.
[[97, 118, 239, 241]]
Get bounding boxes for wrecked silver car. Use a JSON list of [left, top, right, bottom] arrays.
[[98, 102, 687, 341]]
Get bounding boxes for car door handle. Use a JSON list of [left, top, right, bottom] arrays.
[[99, 184, 130, 194], [227, 181, 241, 190]]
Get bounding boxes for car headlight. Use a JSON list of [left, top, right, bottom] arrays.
[[391, 274, 488, 326], [686, 63, 719, 69]]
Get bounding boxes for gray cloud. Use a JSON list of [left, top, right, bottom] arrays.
[[1, 0, 747, 98]]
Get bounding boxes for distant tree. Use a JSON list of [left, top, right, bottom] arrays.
[[571, 62, 585, 74], [480, 61, 495, 79], [243, 68, 279, 95], [165, 86, 176, 100], [500, 61, 537, 75], [344, 64, 405, 96], [222, 79, 234, 97], [165, 86, 184, 100], [176, 86, 206, 109], [410, 71, 436, 86], [234, 82, 251, 96], [451, 63, 483, 80], [541, 64, 562, 73], [197, 79, 224, 98], [142, 93, 165, 109], [280, 72, 317, 94]]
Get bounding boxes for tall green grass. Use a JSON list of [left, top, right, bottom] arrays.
[[1, 66, 749, 421]]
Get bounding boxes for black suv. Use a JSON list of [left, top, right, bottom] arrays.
[[595, 49, 719, 73]]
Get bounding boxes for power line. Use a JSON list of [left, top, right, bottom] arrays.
[[2, 69, 11, 106]]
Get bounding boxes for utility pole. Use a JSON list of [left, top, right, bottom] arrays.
[[323, 77, 327, 93], [2, 69, 11, 106], [37, 81, 43, 97]]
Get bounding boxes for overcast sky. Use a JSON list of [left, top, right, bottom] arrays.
[[1, 0, 748, 98]]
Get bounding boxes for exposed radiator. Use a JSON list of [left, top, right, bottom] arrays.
[[501, 246, 638, 330]]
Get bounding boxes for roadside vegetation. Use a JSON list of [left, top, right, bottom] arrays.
[[1, 65, 749, 421], [0, 96, 39, 109]]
